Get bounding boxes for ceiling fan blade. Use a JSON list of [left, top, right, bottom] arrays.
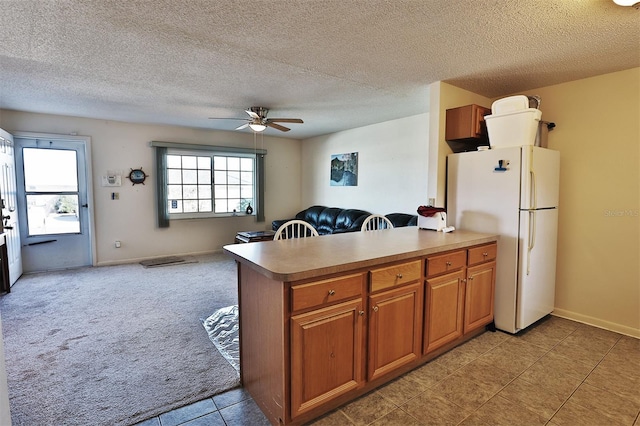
[[245, 109, 261, 119], [235, 123, 250, 130], [267, 118, 304, 124], [208, 117, 248, 120], [266, 122, 290, 132]]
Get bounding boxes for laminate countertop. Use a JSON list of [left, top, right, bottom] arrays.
[[223, 227, 498, 283]]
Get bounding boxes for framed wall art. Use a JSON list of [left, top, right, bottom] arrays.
[[330, 152, 358, 186]]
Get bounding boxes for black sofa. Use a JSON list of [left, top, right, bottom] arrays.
[[386, 212, 418, 227], [272, 206, 417, 235]]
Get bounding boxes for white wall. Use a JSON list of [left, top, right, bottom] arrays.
[[0, 110, 302, 265], [301, 114, 430, 215]]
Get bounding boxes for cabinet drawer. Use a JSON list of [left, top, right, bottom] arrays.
[[467, 243, 497, 266], [370, 260, 422, 293], [426, 250, 466, 277], [291, 273, 364, 312]]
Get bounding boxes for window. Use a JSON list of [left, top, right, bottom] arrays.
[[151, 141, 266, 226], [166, 152, 254, 217]]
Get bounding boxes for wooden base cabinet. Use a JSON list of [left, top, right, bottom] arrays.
[[424, 243, 497, 353], [368, 282, 423, 381], [225, 230, 498, 426], [290, 298, 365, 418], [464, 262, 496, 332], [424, 269, 465, 353]]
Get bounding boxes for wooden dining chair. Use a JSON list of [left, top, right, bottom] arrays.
[[361, 214, 394, 231], [274, 220, 319, 240]]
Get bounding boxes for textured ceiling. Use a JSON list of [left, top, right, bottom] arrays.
[[1, 0, 638, 139]]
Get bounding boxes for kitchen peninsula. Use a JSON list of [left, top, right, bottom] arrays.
[[223, 227, 498, 426]]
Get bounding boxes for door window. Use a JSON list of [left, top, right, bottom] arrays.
[[23, 148, 80, 235]]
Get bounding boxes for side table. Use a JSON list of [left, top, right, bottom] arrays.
[[235, 230, 275, 244]]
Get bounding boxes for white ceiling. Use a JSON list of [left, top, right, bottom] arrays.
[[1, 0, 638, 139]]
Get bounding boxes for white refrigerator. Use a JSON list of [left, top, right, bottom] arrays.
[[447, 145, 560, 334]]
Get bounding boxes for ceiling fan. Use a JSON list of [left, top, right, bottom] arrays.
[[209, 107, 303, 132]]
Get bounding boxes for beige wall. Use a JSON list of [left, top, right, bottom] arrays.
[[301, 113, 430, 215], [519, 68, 639, 336], [0, 110, 302, 265], [1, 69, 637, 336], [429, 82, 491, 206], [435, 69, 639, 336]]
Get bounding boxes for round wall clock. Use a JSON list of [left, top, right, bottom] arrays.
[[127, 168, 148, 185]]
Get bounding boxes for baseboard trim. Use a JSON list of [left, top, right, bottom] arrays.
[[552, 309, 640, 339], [95, 249, 223, 267]]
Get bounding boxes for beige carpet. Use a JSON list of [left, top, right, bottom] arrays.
[[0, 253, 240, 426]]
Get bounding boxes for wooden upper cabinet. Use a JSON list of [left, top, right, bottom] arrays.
[[445, 104, 491, 141]]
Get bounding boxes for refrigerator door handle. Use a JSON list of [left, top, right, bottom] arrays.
[[530, 170, 537, 209], [527, 210, 536, 275]]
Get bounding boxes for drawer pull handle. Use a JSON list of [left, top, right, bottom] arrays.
[[482, 252, 488, 257], [373, 306, 379, 312], [396, 273, 403, 279], [328, 289, 336, 296], [446, 261, 452, 266]]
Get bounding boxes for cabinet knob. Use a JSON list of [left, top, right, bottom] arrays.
[[328, 289, 335, 296], [482, 252, 488, 257], [359, 310, 365, 316], [396, 273, 403, 279], [373, 306, 379, 312], [446, 261, 452, 266], [468, 276, 474, 281]]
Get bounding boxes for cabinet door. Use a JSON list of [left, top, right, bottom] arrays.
[[445, 104, 490, 141], [473, 104, 490, 137], [424, 269, 465, 354], [368, 282, 423, 381], [464, 261, 496, 333], [290, 299, 364, 418]]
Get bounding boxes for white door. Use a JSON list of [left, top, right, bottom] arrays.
[[516, 208, 559, 330], [0, 128, 22, 285], [15, 137, 93, 272], [520, 146, 560, 210], [447, 148, 523, 333]]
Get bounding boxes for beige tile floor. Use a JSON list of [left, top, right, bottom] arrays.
[[310, 316, 639, 426], [141, 316, 639, 425]]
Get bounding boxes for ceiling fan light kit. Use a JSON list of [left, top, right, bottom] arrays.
[[210, 106, 303, 133], [613, 0, 640, 8], [248, 123, 267, 132]]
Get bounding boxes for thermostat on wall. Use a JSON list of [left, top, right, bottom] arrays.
[[102, 175, 122, 186]]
